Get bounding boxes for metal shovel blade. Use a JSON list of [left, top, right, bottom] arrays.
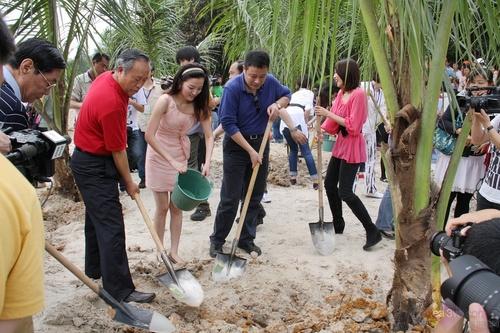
[[211, 252, 247, 282], [157, 268, 204, 307], [309, 221, 335, 256], [112, 301, 176, 333]]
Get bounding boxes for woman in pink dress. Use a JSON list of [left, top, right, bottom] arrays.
[[315, 59, 382, 251], [145, 63, 213, 264]]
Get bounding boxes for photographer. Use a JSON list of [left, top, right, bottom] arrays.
[[435, 214, 500, 333], [0, 38, 65, 132], [470, 87, 500, 210], [0, 17, 45, 333]]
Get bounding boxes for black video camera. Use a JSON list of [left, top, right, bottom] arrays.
[[457, 86, 500, 114], [441, 255, 500, 333], [430, 224, 471, 261], [4, 128, 69, 185]]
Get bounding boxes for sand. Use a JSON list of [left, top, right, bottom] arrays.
[[36, 140, 395, 333]]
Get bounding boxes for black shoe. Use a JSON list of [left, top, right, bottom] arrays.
[[124, 290, 156, 303], [363, 229, 382, 251], [190, 205, 211, 221], [257, 217, 264, 225], [139, 180, 146, 189], [209, 243, 223, 258], [379, 229, 395, 240], [333, 219, 345, 234], [238, 242, 262, 256]]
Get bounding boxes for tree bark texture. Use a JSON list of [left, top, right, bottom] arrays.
[[386, 105, 433, 331]]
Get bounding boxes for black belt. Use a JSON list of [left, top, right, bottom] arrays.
[[242, 134, 264, 140], [75, 146, 110, 158]]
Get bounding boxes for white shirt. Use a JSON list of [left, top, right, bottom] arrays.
[[280, 88, 314, 135], [479, 114, 500, 204], [361, 81, 386, 135], [127, 88, 147, 130]]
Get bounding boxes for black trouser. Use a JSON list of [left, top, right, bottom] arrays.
[[324, 156, 376, 232], [444, 191, 473, 226], [70, 148, 135, 301], [210, 135, 269, 246], [477, 193, 500, 210]]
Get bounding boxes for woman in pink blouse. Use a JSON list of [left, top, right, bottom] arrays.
[[315, 59, 382, 250]]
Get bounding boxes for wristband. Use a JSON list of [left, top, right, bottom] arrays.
[[486, 125, 494, 132]]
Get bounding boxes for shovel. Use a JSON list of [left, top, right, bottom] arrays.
[[134, 193, 204, 307], [45, 241, 175, 333], [308, 114, 335, 255], [212, 121, 273, 282]]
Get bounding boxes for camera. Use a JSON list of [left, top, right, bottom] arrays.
[[457, 86, 500, 114], [4, 128, 69, 184], [430, 224, 471, 260], [160, 76, 173, 90], [441, 255, 500, 333]]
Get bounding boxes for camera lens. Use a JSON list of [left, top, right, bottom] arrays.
[[442, 255, 500, 333], [430, 231, 450, 256]]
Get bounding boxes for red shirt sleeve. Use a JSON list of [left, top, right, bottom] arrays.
[[321, 96, 340, 135], [101, 102, 127, 152], [344, 88, 367, 136]]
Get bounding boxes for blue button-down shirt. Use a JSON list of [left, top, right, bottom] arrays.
[[219, 73, 291, 136]]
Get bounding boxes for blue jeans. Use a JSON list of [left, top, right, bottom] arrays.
[[272, 118, 283, 142], [137, 130, 147, 181], [375, 187, 394, 231], [282, 127, 317, 178], [120, 128, 143, 189], [211, 110, 219, 131]]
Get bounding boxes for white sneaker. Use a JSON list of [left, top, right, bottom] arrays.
[[261, 192, 271, 203], [365, 191, 384, 199]]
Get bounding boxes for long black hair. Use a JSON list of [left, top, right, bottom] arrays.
[[169, 63, 210, 121]]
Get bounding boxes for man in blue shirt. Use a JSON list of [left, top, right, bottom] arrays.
[[209, 50, 306, 257]]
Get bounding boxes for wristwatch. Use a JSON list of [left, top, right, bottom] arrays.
[[486, 125, 494, 132]]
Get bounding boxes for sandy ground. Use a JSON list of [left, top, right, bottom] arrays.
[[36, 140, 396, 333]]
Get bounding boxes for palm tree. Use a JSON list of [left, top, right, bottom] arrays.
[[1, 0, 99, 199], [202, 0, 499, 330]]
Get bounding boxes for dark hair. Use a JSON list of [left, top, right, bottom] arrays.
[[0, 17, 15, 64], [175, 46, 201, 65], [8, 38, 66, 73], [372, 72, 380, 83], [234, 60, 244, 74], [92, 52, 110, 63], [463, 218, 500, 275], [335, 58, 360, 91], [169, 63, 210, 121], [244, 50, 270, 69], [116, 48, 150, 73], [318, 84, 340, 108], [466, 67, 493, 85], [296, 76, 309, 89]]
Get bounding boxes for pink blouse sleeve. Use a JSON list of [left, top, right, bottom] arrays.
[[344, 88, 367, 136], [321, 97, 340, 134]]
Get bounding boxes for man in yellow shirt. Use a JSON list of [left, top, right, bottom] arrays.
[[0, 17, 45, 333]]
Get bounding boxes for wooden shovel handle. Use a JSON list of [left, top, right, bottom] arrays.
[[316, 106, 324, 217], [233, 121, 273, 241], [45, 241, 100, 294], [134, 193, 167, 253]]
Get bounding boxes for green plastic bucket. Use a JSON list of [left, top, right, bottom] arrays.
[[322, 135, 336, 152], [171, 169, 212, 211]]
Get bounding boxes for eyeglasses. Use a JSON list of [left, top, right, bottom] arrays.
[[39, 71, 57, 90], [253, 94, 260, 113]]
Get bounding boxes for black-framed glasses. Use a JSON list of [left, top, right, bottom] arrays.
[[39, 71, 57, 90], [253, 94, 260, 113]]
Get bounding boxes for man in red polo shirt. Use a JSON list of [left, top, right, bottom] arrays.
[[71, 49, 155, 303]]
